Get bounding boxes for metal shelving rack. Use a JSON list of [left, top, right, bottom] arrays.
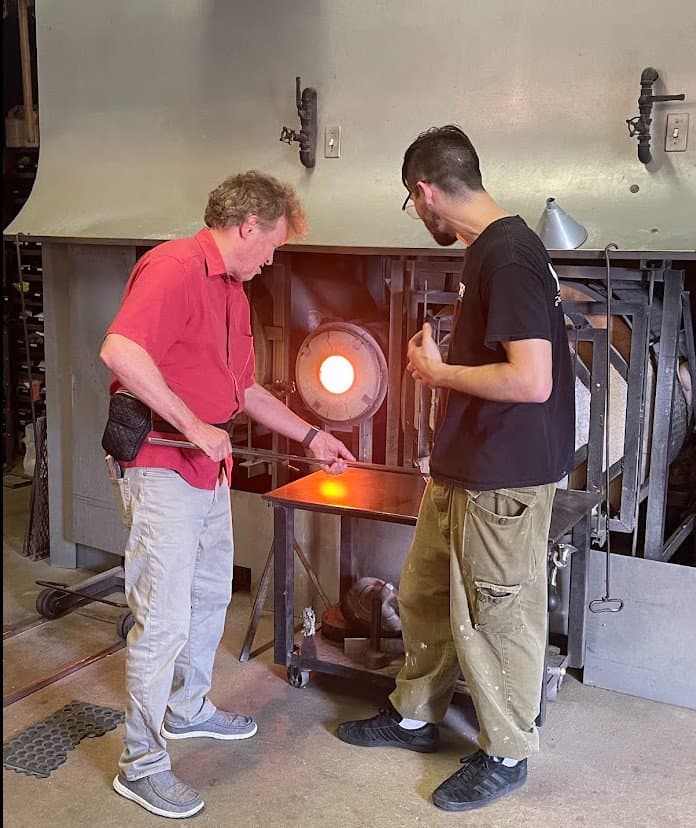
[[3, 150, 43, 469]]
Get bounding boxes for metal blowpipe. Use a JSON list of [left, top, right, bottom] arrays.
[[146, 437, 425, 477]]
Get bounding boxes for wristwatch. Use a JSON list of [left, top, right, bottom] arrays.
[[301, 426, 320, 448]]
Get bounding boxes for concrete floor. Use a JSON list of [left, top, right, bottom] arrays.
[[3, 482, 696, 827]]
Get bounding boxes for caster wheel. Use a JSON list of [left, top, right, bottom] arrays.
[[35, 588, 72, 620], [116, 610, 135, 641], [287, 665, 310, 688]]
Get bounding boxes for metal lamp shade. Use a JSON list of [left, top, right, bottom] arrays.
[[535, 197, 588, 250]]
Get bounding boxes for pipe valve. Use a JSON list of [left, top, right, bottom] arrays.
[[279, 76, 317, 168], [626, 67, 685, 164]]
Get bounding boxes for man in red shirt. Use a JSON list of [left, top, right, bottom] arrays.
[[101, 171, 354, 819]]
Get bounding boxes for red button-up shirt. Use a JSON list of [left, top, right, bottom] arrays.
[[106, 228, 255, 490]]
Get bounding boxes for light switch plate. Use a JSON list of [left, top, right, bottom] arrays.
[[665, 113, 689, 152], [324, 125, 341, 158]]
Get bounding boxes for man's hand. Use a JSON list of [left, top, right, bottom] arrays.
[[407, 322, 443, 388], [306, 429, 355, 475], [188, 422, 232, 462], [243, 381, 355, 473]]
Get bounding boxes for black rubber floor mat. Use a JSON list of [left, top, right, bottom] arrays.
[[3, 700, 124, 778]]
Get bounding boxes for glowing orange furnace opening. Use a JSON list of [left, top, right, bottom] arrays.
[[319, 355, 355, 395]]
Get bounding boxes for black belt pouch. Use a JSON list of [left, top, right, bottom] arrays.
[[101, 391, 151, 462]]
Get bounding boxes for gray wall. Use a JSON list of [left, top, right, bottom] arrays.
[[5, 0, 696, 251]]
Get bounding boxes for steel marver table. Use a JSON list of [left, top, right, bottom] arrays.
[[263, 467, 599, 687]]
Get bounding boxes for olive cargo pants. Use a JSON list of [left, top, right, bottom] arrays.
[[390, 479, 555, 759]]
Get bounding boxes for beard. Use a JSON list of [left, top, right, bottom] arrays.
[[420, 204, 457, 246]]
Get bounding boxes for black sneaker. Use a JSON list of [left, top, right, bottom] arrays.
[[336, 707, 439, 753], [432, 750, 527, 811]]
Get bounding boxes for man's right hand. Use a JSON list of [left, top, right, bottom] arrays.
[[407, 322, 444, 389], [188, 422, 232, 461], [306, 429, 355, 475]]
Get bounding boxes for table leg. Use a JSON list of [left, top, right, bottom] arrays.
[[239, 542, 273, 662], [273, 505, 295, 666], [339, 515, 356, 599], [567, 514, 591, 669]]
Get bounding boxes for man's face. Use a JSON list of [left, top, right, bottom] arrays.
[[408, 185, 457, 247], [230, 215, 289, 282], [417, 200, 458, 247]]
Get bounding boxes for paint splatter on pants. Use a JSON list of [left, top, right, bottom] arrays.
[[390, 479, 555, 759]]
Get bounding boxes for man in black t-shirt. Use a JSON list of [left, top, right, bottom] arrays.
[[337, 126, 575, 812]]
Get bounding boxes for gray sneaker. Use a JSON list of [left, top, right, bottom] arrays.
[[112, 770, 204, 819], [161, 708, 258, 741]]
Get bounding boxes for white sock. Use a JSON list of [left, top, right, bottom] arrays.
[[398, 717, 428, 730], [491, 756, 520, 767]]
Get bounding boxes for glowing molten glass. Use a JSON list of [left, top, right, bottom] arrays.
[[319, 355, 355, 395], [319, 480, 347, 499]]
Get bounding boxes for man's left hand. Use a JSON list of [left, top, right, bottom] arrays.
[[407, 322, 443, 388], [307, 429, 355, 475]]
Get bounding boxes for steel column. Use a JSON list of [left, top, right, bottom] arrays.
[[567, 515, 592, 669], [619, 304, 650, 529], [385, 259, 405, 466], [270, 263, 291, 490], [644, 271, 685, 559], [587, 330, 608, 495], [273, 505, 295, 666], [339, 515, 356, 599]]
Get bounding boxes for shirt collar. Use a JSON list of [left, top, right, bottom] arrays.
[[195, 228, 228, 279]]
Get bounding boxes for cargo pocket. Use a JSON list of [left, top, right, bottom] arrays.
[[473, 580, 523, 634], [462, 487, 538, 585]]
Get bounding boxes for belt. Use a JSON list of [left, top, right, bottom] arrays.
[[151, 416, 234, 435]]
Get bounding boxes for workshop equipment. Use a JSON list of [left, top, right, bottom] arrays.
[[279, 76, 317, 168], [342, 577, 401, 637], [33, 568, 133, 641], [589, 244, 624, 614], [146, 438, 426, 477], [263, 468, 599, 691], [535, 197, 587, 250], [626, 67, 685, 164], [363, 589, 397, 670]]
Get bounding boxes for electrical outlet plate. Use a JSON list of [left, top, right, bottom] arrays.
[[324, 125, 341, 158], [665, 113, 689, 152]]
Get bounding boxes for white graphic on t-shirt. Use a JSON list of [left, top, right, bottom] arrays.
[[458, 281, 466, 300], [548, 263, 561, 307]]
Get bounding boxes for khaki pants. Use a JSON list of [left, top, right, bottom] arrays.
[[390, 479, 555, 759]]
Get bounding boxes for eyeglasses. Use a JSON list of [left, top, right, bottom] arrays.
[[401, 190, 420, 220]]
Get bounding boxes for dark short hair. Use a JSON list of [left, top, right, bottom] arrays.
[[401, 125, 483, 196]]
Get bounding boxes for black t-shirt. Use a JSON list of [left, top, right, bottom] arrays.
[[430, 215, 575, 490]]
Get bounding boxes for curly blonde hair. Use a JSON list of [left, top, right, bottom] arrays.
[[204, 170, 307, 238]]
